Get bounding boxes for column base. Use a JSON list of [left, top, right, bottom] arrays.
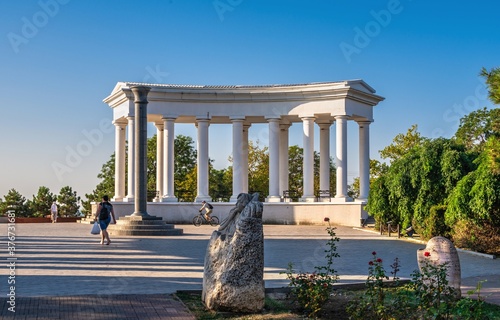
[[123, 196, 135, 202], [331, 196, 353, 203], [300, 196, 316, 203], [161, 196, 178, 202], [266, 196, 281, 203], [152, 197, 161, 203], [112, 196, 124, 202], [195, 196, 212, 202], [131, 211, 150, 217]]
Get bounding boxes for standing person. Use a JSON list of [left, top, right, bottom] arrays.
[[50, 201, 58, 223], [199, 200, 213, 221], [94, 195, 116, 245]]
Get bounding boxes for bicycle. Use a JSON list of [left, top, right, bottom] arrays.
[[193, 211, 219, 227]]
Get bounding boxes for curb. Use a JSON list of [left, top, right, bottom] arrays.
[[352, 227, 497, 260]]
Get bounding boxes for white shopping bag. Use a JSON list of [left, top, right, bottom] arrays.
[[90, 221, 100, 234]]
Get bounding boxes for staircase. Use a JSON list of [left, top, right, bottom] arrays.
[[107, 215, 183, 236], [77, 214, 96, 224]]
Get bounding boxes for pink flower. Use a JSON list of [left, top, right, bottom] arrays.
[[376, 258, 383, 263], [424, 251, 431, 257], [372, 251, 377, 256], [324, 217, 330, 222], [369, 261, 374, 266]]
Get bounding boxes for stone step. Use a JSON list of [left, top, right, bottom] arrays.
[[119, 216, 164, 221], [109, 228, 183, 236], [77, 217, 96, 224], [111, 224, 177, 230], [116, 220, 171, 226]]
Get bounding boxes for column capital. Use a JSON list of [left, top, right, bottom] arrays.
[[162, 116, 177, 121], [316, 121, 332, 129], [130, 86, 151, 103], [126, 115, 135, 120], [113, 119, 127, 128], [265, 117, 281, 122], [334, 115, 349, 120], [230, 116, 245, 121], [300, 115, 316, 120], [154, 122, 164, 130], [279, 123, 291, 130], [356, 120, 372, 126]]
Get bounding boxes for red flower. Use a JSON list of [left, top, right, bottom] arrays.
[[369, 261, 374, 266], [376, 258, 383, 263], [324, 217, 330, 222], [424, 251, 431, 257], [372, 251, 377, 256]]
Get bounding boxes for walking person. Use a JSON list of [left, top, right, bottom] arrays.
[[199, 200, 213, 221], [50, 201, 58, 223], [94, 195, 116, 245]]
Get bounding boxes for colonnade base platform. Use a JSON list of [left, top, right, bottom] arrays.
[[91, 201, 368, 228]]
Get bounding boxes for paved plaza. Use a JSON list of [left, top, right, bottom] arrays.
[[1, 223, 499, 319]]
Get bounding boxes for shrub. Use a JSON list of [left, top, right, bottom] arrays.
[[418, 205, 450, 240], [283, 217, 339, 318], [452, 219, 500, 255]]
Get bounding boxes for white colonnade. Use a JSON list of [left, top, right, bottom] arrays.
[[104, 80, 384, 204]]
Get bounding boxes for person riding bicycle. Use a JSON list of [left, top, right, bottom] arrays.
[[199, 200, 213, 221]]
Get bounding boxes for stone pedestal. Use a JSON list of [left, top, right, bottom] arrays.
[[108, 215, 183, 236]]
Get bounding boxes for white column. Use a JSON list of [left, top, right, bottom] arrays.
[[112, 120, 126, 201], [318, 121, 332, 200], [153, 123, 163, 202], [266, 118, 281, 202], [124, 116, 135, 202], [230, 118, 244, 202], [334, 115, 351, 201], [196, 119, 211, 202], [242, 124, 251, 193], [162, 118, 177, 202], [279, 123, 290, 197], [301, 117, 316, 202], [358, 121, 371, 201]]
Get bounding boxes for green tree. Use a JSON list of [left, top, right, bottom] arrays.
[[29, 186, 56, 218], [209, 166, 232, 201], [480, 66, 500, 104], [454, 107, 500, 152], [288, 145, 303, 195], [177, 165, 197, 202], [348, 159, 388, 199], [367, 138, 472, 233], [248, 140, 269, 198], [83, 153, 115, 213], [0, 189, 30, 217], [175, 135, 197, 182], [57, 186, 80, 217], [379, 124, 426, 162]]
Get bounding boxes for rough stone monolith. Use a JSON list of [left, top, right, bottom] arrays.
[[202, 193, 265, 312]]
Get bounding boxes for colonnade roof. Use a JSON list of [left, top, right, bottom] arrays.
[[104, 80, 384, 124]]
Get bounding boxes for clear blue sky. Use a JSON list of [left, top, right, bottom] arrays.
[[1, 0, 498, 200]]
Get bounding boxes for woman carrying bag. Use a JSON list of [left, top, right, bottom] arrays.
[[93, 195, 116, 245]]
